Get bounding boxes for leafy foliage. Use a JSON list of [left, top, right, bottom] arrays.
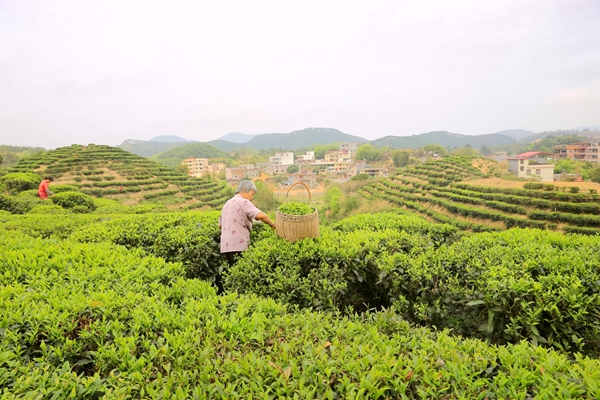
[[0, 172, 41, 194], [278, 201, 314, 216], [1, 212, 600, 397], [51, 192, 97, 213], [355, 144, 382, 162]]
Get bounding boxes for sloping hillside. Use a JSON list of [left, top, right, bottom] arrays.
[[8, 144, 233, 209], [360, 156, 600, 234]]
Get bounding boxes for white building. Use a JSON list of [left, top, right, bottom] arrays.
[[507, 152, 555, 182], [269, 152, 294, 166], [296, 151, 315, 164], [324, 150, 352, 163], [340, 142, 360, 157], [182, 158, 209, 177]]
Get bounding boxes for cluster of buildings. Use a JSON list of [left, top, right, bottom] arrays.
[[182, 142, 389, 187], [181, 158, 226, 176], [493, 139, 599, 182], [552, 140, 600, 164]]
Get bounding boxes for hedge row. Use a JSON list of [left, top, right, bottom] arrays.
[[376, 183, 547, 230], [427, 185, 600, 215], [361, 185, 498, 233], [453, 183, 599, 203]]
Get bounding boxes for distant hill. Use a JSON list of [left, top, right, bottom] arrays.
[[209, 127, 367, 152], [149, 135, 194, 143], [205, 140, 248, 153], [150, 142, 230, 167], [369, 131, 516, 149], [492, 129, 536, 141], [217, 132, 258, 143], [118, 139, 191, 157], [576, 126, 600, 132]]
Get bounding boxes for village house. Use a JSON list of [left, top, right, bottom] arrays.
[[225, 164, 260, 183], [324, 150, 352, 163], [269, 151, 294, 166], [507, 152, 556, 182], [359, 166, 389, 178], [553, 140, 600, 165], [340, 142, 360, 157], [295, 151, 315, 164], [182, 158, 226, 177], [286, 169, 317, 187]]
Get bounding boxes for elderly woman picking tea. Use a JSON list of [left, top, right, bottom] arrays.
[[216, 180, 275, 293]]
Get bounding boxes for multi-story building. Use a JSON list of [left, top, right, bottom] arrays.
[[324, 150, 352, 163], [225, 164, 260, 182], [269, 152, 294, 166], [182, 158, 209, 177], [287, 169, 317, 187], [359, 166, 389, 178], [507, 152, 555, 182], [553, 140, 600, 164], [265, 164, 288, 175], [207, 163, 226, 174], [183, 158, 227, 177], [296, 151, 315, 164], [340, 142, 360, 157]]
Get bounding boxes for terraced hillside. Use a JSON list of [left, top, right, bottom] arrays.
[[361, 156, 600, 235], [7, 144, 233, 209]]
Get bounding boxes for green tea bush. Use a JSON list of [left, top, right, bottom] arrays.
[[51, 191, 97, 213], [70, 212, 223, 280], [3, 230, 599, 398], [50, 184, 80, 193], [0, 194, 19, 214], [27, 204, 71, 214], [226, 225, 445, 312], [381, 229, 600, 354], [0, 213, 109, 239], [0, 172, 40, 194], [330, 212, 459, 246], [278, 201, 314, 215]]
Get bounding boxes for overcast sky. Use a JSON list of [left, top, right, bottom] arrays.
[[1, 0, 599, 149]]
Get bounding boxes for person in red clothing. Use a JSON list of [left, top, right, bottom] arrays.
[[38, 177, 55, 199]]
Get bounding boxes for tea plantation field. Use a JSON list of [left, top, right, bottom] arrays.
[[4, 144, 232, 210], [361, 156, 600, 235], [1, 209, 599, 398]]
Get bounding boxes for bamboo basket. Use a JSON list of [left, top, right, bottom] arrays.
[[275, 181, 319, 242]]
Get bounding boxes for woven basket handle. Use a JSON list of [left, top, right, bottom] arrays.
[[282, 181, 312, 205]]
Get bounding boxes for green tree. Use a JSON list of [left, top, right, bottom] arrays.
[[355, 144, 382, 162], [590, 167, 600, 184], [392, 150, 410, 167], [324, 185, 342, 218], [350, 173, 369, 181], [451, 146, 480, 156], [422, 144, 449, 157], [253, 181, 279, 212], [287, 164, 299, 174], [554, 159, 576, 174], [175, 164, 189, 175], [480, 145, 493, 155], [312, 143, 340, 159]]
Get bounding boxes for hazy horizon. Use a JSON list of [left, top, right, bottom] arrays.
[[1, 0, 599, 149]]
